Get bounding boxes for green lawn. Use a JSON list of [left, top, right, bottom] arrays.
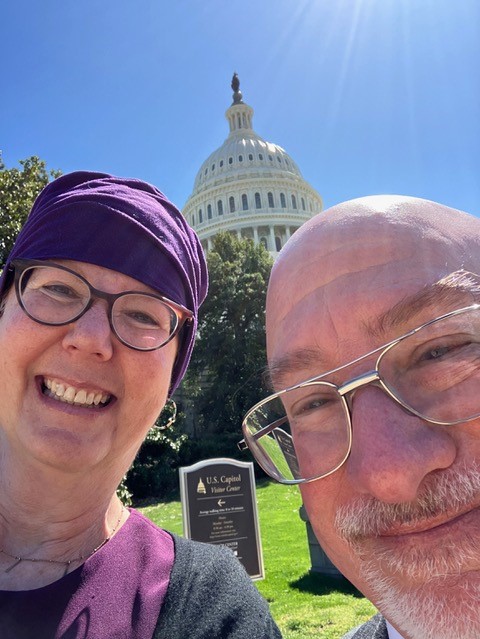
[[140, 481, 376, 639]]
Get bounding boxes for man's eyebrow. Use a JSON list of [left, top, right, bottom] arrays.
[[267, 270, 480, 391], [267, 347, 329, 392], [365, 270, 480, 338]]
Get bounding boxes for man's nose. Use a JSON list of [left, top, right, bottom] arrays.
[[346, 385, 456, 503], [61, 301, 114, 361]]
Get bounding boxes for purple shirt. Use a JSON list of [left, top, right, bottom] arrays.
[[0, 509, 174, 638]]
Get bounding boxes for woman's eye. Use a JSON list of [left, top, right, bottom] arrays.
[[42, 283, 79, 299], [127, 311, 161, 327]]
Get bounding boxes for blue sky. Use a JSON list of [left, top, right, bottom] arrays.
[[2, 0, 479, 214]]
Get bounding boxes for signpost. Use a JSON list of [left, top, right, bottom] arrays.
[[180, 458, 264, 580]]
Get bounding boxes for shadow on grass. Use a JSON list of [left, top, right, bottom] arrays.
[[133, 489, 180, 508], [290, 571, 364, 598]]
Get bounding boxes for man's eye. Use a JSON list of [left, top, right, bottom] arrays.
[[304, 398, 329, 411], [290, 395, 331, 418], [421, 345, 449, 360], [419, 341, 470, 363]]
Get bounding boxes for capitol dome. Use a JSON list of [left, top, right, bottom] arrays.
[[183, 74, 323, 254]]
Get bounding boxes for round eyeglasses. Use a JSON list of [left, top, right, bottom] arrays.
[[239, 305, 480, 484], [10, 259, 193, 352]]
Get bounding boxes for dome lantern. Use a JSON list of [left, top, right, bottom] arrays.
[[227, 73, 254, 133]]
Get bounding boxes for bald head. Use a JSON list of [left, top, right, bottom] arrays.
[[267, 196, 480, 379], [259, 196, 480, 638]]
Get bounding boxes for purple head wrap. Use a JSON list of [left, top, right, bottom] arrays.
[[0, 171, 208, 394]]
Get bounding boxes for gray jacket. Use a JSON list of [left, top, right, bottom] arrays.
[[154, 534, 282, 639], [342, 614, 388, 639]]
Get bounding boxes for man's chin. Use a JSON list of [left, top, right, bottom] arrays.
[[362, 562, 480, 639], [353, 529, 480, 584]]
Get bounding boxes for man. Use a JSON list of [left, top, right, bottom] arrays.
[[240, 196, 480, 639]]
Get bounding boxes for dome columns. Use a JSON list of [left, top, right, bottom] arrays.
[[201, 224, 295, 254], [226, 103, 254, 134], [269, 226, 276, 251]]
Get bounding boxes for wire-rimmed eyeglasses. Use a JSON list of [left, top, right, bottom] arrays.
[[10, 259, 193, 352], [238, 304, 480, 484]]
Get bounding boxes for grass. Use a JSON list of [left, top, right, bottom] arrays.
[[140, 480, 376, 639]]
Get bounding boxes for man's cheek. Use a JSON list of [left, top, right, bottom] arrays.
[[301, 488, 335, 546], [308, 517, 364, 585], [301, 484, 354, 565]]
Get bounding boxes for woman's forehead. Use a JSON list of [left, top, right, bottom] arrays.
[[52, 259, 160, 296]]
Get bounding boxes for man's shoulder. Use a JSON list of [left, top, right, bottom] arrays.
[[342, 614, 388, 639]]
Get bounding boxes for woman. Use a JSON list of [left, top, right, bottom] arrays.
[[0, 172, 281, 639]]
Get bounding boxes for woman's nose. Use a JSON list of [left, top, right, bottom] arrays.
[[61, 301, 114, 361], [345, 385, 456, 503]]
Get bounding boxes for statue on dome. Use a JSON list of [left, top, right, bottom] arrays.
[[231, 72, 243, 104]]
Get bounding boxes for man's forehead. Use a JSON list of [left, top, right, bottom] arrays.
[[268, 222, 451, 341], [268, 196, 480, 320], [266, 196, 480, 386], [267, 271, 480, 390]]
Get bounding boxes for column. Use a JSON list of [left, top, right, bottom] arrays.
[[253, 226, 259, 245], [207, 237, 212, 251], [285, 226, 291, 240], [269, 226, 276, 251]]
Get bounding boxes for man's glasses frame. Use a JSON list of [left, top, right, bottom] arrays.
[[10, 258, 193, 352], [239, 304, 480, 485]]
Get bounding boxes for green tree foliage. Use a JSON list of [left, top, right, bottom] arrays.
[[182, 232, 273, 445], [0, 154, 61, 268], [126, 400, 188, 500]]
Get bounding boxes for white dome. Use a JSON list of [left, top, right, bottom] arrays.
[[193, 125, 303, 194], [184, 75, 323, 255]]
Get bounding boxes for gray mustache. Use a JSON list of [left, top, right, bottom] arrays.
[[335, 461, 480, 540]]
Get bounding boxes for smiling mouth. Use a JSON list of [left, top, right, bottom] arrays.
[[42, 377, 113, 408], [380, 507, 478, 538]]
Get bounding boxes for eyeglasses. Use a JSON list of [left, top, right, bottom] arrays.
[[10, 259, 193, 352], [239, 305, 480, 485]]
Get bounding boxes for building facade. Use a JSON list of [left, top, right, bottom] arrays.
[[183, 74, 323, 254]]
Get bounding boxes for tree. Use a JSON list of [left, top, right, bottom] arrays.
[[125, 400, 188, 500], [0, 154, 61, 268], [180, 232, 273, 445]]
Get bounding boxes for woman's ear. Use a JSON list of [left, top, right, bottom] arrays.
[[153, 399, 177, 431]]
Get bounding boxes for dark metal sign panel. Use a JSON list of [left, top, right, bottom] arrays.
[[180, 458, 264, 580], [273, 428, 301, 479]]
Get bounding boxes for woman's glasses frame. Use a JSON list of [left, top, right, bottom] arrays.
[[9, 258, 193, 352]]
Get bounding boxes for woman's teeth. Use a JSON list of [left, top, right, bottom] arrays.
[[43, 378, 110, 407]]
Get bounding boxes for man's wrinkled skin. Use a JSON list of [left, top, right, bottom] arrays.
[[266, 196, 480, 639]]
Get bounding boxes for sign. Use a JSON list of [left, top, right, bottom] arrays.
[[273, 428, 301, 479], [180, 458, 264, 579]]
